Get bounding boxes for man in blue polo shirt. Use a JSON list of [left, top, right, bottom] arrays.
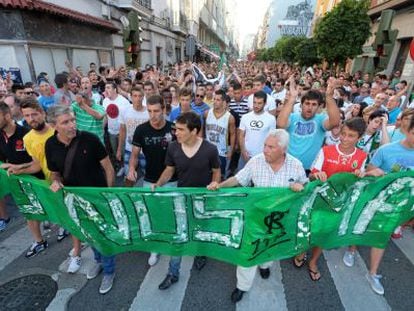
[[277, 77, 341, 172]]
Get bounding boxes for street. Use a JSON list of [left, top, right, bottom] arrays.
[[1, 198, 414, 311]]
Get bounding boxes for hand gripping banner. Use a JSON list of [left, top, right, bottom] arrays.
[[1, 166, 413, 267]]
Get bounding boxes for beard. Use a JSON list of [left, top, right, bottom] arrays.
[[32, 121, 46, 131]]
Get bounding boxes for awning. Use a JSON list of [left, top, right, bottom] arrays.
[[1, 0, 119, 32], [199, 46, 220, 60]]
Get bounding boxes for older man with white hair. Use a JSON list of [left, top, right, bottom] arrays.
[[208, 129, 308, 303]]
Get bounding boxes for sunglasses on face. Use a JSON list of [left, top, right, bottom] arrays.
[[195, 94, 203, 97], [25, 91, 34, 95]]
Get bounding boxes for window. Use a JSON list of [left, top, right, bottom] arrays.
[[138, 0, 151, 9]]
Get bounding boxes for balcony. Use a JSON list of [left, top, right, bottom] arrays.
[[151, 15, 169, 28], [171, 11, 187, 35], [116, 0, 153, 18], [200, 6, 211, 28]]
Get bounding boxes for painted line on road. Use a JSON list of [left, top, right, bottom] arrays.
[[392, 228, 414, 265], [46, 288, 77, 311], [0, 226, 32, 273], [58, 245, 95, 276], [129, 255, 194, 311], [323, 249, 391, 311], [236, 261, 288, 311]]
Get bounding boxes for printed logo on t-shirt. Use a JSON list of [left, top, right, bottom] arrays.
[[106, 104, 119, 119], [294, 121, 316, 136], [249, 120, 264, 128], [391, 159, 414, 172], [15, 139, 25, 151]]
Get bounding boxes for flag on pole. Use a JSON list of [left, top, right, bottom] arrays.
[[218, 52, 228, 71]]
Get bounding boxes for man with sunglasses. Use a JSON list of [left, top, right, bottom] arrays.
[[191, 87, 210, 115]]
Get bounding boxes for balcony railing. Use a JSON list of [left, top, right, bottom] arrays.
[[116, 0, 152, 17], [171, 10, 187, 35]]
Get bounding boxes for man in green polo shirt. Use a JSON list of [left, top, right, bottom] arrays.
[[71, 91, 105, 142]]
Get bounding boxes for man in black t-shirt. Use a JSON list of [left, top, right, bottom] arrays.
[[0, 102, 43, 232], [45, 105, 116, 295], [127, 95, 176, 185], [127, 95, 177, 266], [153, 112, 221, 290]]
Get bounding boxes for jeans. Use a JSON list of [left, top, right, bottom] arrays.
[[169, 256, 182, 277], [92, 248, 115, 275], [108, 133, 121, 170], [219, 156, 229, 179], [237, 154, 250, 172], [125, 150, 146, 178]]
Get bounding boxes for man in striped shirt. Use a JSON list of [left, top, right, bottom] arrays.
[[228, 83, 249, 176], [71, 91, 105, 143]]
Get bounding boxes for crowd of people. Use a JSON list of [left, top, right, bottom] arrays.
[[0, 59, 413, 300]]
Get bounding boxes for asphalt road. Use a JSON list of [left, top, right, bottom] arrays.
[[1, 197, 414, 311]]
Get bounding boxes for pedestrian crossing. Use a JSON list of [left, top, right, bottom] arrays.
[[323, 249, 390, 311], [1, 222, 414, 311]]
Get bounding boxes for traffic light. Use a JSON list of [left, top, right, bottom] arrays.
[[123, 12, 143, 67]]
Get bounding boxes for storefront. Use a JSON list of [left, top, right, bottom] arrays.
[[0, 0, 119, 83]]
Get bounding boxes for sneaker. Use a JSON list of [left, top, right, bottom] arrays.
[[116, 167, 125, 177], [68, 243, 87, 257], [391, 226, 402, 239], [148, 253, 159, 266], [67, 256, 82, 274], [87, 262, 103, 280], [366, 273, 384, 295], [0, 218, 11, 232], [99, 273, 115, 294], [194, 256, 207, 271], [42, 221, 51, 231], [57, 227, 69, 242], [25, 240, 48, 258], [343, 251, 355, 267], [158, 274, 179, 290]]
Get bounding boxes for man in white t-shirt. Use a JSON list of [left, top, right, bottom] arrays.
[[271, 78, 287, 102], [143, 81, 156, 106], [247, 75, 276, 115], [117, 87, 149, 177], [238, 90, 276, 170], [102, 82, 130, 172]]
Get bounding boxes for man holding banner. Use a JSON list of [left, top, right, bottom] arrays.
[[153, 111, 221, 290], [1, 99, 55, 256], [0, 102, 43, 231], [362, 117, 414, 295], [208, 129, 307, 303], [45, 105, 116, 294]]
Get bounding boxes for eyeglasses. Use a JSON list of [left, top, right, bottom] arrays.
[[385, 92, 393, 96], [195, 94, 204, 97], [25, 92, 34, 95]]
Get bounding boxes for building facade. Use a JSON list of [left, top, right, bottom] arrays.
[[0, 0, 122, 83], [253, 0, 317, 50], [352, 0, 414, 85], [0, 0, 239, 84]]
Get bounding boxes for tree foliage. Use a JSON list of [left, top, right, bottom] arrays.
[[294, 37, 320, 67], [256, 36, 319, 66], [313, 0, 371, 65]]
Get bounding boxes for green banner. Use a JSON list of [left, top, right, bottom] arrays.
[[1, 166, 413, 267]]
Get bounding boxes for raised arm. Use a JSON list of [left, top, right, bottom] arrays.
[[323, 78, 341, 130], [277, 76, 298, 129]]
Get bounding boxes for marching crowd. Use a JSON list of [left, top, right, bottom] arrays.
[[0, 60, 413, 300]]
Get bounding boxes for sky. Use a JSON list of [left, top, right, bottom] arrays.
[[234, 0, 272, 47]]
